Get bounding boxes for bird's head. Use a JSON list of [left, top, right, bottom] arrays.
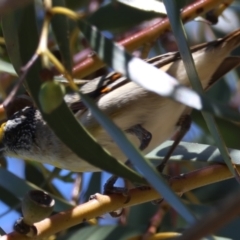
[[0, 107, 37, 156], [0, 106, 94, 172]]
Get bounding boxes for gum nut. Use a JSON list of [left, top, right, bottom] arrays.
[[21, 190, 55, 225], [39, 81, 65, 114]]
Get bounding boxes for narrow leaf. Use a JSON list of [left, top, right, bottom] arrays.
[[163, 0, 237, 179], [51, 0, 72, 73], [0, 168, 72, 211], [0, 59, 17, 76], [147, 140, 240, 165]]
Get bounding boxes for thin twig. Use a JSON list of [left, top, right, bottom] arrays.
[[2, 54, 39, 108]]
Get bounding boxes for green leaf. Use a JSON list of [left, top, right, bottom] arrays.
[[0, 186, 20, 214], [192, 110, 240, 149], [0, 227, 6, 236], [51, 0, 72, 73], [88, 2, 162, 31], [127, 201, 158, 227], [147, 140, 240, 165], [66, 225, 143, 240], [81, 172, 101, 202], [0, 59, 17, 76], [65, 0, 89, 10], [0, 168, 72, 211], [24, 162, 64, 198], [39, 81, 66, 113], [162, 0, 236, 179]]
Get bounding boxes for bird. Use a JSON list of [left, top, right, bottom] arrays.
[[1, 29, 240, 174]]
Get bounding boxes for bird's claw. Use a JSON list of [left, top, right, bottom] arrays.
[[104, 175, 131, 217]]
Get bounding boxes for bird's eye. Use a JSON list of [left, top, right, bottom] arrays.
[[6, 132, 16, 142]]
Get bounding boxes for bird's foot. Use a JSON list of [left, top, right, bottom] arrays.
[[104, 175, 130, 217]]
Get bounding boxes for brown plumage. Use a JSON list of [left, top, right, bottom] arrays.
[[1, 29, 240, 172]]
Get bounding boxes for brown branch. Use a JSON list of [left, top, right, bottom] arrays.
[[0, 163, 235, 240]]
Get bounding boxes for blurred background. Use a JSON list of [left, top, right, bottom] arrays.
[[1, 0, 240, 239]]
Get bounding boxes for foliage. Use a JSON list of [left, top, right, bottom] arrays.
[[0, 0, 240, 239]]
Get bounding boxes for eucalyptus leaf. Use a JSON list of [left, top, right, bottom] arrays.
[[163, 0, 237, 182], [81, 172, 101, 202], [192, 110, 240, 149], [66, 225, 143, 240], [24, 162, 64, 198], [0, 186, 20, 214], [147, 140, 240, 165], [0, 59, 17, 76], [88, 2, 161, 31], [0, 168, 72, 211], [52, 0, 72, 73], [0, 227, 6, 236]]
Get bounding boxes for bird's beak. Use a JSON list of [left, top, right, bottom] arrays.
[[0, 122, 6, 153]]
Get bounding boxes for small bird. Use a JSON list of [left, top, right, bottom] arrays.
[[1, 29, 240, 173]]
